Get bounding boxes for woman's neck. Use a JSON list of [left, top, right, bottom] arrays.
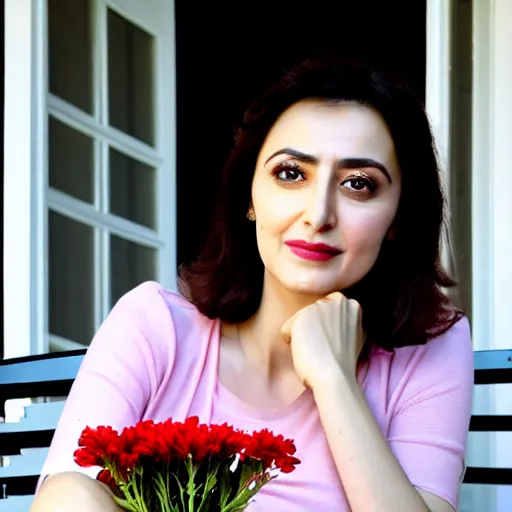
[[237, 271, 322, 378]]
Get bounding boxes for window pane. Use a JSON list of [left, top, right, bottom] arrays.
[[108, 9, 154, 146], [49, 212, 94, 344], [110, 235, 156, 306], [109, 149, 156, 228], [48, 0, 92, 113], [49, 117, 94, 203]]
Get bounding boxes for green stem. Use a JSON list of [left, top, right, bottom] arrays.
[[153, 471, 172, 512], [118, 479, 138, 509], [187, 463, 196, 512], [163, 463, 173, 512], [113, 496, 140, 512], [196, 466, 217, 512], [132, 470, 149, 512], [165, 463, 171, 505], [171, 472, 186, 511]]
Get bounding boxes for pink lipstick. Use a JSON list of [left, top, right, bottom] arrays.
[[284, 240, 342, 262]]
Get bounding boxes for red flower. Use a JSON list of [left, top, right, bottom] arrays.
[[114, 423, 150, 477], [76, 418, 300, 483], [76, 418, 301, 512], [128, 420, 162, 458], [74, 425, 120, 468], [244, 429, 300, 473], [203, 423, 243, 460], [171, 417, 200, 459]]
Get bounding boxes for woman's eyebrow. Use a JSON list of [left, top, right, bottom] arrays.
[[265, 148, 317, 165], [265, 148, 392, 183]]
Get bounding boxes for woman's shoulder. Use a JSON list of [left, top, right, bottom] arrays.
[[117, 281, 202, 319], [375, 317, 473, 401], [392, 316, 472, 366], [114, 281, 217, 348], [366, 317, 473, 400]]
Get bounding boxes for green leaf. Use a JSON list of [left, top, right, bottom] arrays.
[[218, 464, 233, 509]]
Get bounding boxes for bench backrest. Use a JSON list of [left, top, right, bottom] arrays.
[[463, 349, 512, 486], [0, 349, 511, 510], [0, 350, 86, 509]]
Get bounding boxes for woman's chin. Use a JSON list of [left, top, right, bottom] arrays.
[[280, 276, 347, 298], [265, 264, 361, 298]]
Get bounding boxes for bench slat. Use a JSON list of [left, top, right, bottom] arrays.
[[464, 466, 512, 485], [0, 495, 33, 512], [474, 349, 512, 385], [469, 415, 512, 432], [0, 402, 65, 434], [474, 350, 512, 372], [0, 353, 85, 385], [0, 431, 55, 457], [0, 475, 38, 497], [0, 448, 49, 478]]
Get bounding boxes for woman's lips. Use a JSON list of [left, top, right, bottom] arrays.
[[284, 240, 342, 262]]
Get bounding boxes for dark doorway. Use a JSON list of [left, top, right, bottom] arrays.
[[175, 0, 427, 267]]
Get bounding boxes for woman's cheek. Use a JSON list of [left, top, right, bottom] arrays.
[[340, 208, 392, 251], [258, 193, 304, 233]]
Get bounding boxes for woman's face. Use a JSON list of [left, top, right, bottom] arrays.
[[251, 100, 402, 297]]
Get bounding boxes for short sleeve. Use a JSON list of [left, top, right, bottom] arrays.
[[387, 317, 473, 509], [36, 281, 176, 491]]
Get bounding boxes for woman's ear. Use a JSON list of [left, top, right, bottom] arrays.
[[247, 205, 256, 222]]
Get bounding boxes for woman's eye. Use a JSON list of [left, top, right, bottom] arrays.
[[342, 178, 374, 192], [275, 167, 304, 182]]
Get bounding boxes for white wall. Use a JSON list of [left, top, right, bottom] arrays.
[[486, 0, 512, 509]]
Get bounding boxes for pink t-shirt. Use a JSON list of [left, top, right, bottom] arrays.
[[38, 282, 473, 510]]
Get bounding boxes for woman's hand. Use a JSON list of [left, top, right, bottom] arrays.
[[281, 292, 365, 390]]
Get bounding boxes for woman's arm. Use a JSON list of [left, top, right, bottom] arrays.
[[33, 283, 177, 507], [313, 371, 445, 512], [283, 295, 472, 512], [31, 472, 121, 512]]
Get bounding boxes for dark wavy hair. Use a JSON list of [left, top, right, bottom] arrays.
[[180, 58, 462, 351]]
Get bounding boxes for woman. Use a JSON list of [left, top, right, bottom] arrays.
[[33, 59, 473, 512]]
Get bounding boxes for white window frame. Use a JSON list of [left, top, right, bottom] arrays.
[[4, 0, 176, 358]]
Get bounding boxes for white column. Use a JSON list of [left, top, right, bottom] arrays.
[[425, 0, 453, 270], [472, 0, 512, 347], [425, 0, 452, 174], [3, 0, 47, 358], [490, 1, 512, 352]]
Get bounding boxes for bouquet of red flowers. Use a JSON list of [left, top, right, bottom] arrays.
[[74, 417, 300, 512]]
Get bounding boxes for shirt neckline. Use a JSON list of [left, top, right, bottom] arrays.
[[213, 318, 373, 421]]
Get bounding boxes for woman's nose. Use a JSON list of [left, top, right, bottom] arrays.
[[304, 179, 337, 233]]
